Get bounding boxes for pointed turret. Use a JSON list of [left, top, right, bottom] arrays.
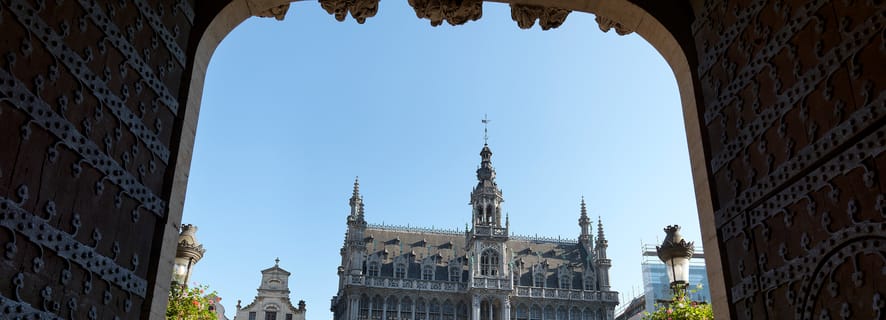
[[596, 216, 608, 258], [348, 177, 365, 225], [594, 216, 612, 291], [578, 197, 592, 246], [343, 177, 367, 276]]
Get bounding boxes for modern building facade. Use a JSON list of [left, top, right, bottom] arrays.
[[234, 260, 307, 320], [639, 245, 709, 313], [330, 143, 619, 320]]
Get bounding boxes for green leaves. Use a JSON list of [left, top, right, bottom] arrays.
[[166, 283, 219, 320], [642, 284, 713, 320]]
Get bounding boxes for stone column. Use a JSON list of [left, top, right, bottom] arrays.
[[382, 299, 387, 320], [472, 296, 481, 320], [410, 299, 416, 320], [349, 296, 360, 320], [501, 296, 510, 320]]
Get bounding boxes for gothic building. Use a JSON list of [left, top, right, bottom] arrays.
[[331, 143, 619, 320]]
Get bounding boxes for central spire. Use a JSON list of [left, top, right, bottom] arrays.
[[471, 116, 504, 229]]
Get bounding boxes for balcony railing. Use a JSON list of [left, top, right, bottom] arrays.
[[474, 226, 508, 237], [349, 275, 468, 293], [514, 286, 619, 303], [471, 277, 512, 290]]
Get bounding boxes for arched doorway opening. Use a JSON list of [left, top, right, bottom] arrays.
[[153, 0, 727, 319]]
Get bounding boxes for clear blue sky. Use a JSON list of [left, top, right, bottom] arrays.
[[185, 1, 702, 319]]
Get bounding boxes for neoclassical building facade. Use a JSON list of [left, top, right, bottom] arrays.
[[234, 260, 307, 320], [331, 143, 619, 320]]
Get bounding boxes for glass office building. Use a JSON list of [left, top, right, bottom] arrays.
[[640, 245, 710, 312]]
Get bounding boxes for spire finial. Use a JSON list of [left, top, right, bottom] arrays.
[[481, 114, 491, 145], [275, 257, 280, 266], [597, 216, 606, 242], [353, 176, 360, 197], [581, 197, 587, 217]]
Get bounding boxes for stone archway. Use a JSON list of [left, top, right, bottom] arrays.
[[0, 0, 882, 319], [159, 0, 725, 318]]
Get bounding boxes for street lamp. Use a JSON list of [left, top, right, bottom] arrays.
[[172, 224, 206, 285], [656, 225, 694, 298]]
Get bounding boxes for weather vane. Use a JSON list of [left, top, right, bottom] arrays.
[[482, 114, 491, 145]]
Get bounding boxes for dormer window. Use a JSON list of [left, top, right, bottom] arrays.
[[449, 266, 461, 282], [558, 265, 573, 289], [422, 265, 434, 280], [584, 267, 596, 291], [534, 273, 545, 287], [395, 263, 407, 279]]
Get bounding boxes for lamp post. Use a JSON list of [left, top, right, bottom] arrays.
[[656, 225, 694, 299], [172, 224, 206, 286]]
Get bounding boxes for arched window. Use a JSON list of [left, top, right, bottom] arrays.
[[544, 305, 555, 320], [359, 295, 370, 320], [480, 249, 499, 276], [416, 298, 427, 320], [400, 297, 413, 320], [429, 299, 441, 320], [386, 296, 398, 320], [367, 261, 380, 277], [557, 307, 568, 320], [371, 296, 384, 320], [570, 307, 581, 320], [529, 305, 542, 320], [581, 308, 592, 320], [515, 304, 529, 320], [442, 300, 455, 320], [395, 262, 407, 279], [456, 301, 469, 320], [422, 265, 434, 280]]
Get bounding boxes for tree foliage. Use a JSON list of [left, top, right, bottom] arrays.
[[642, 285, 713, 320], [166, 283, 219, 320]]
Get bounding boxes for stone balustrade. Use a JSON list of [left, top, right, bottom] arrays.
[[514, 286, 619, 303], [349, 275, 469, 292]]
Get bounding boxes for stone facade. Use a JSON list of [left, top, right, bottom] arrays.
[[331, 144, 619, 320], [234, 260, 307, 320]]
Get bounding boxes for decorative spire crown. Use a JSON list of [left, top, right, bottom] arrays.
[[597, 216, 607, 244], [352, 177, 360, 198]]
